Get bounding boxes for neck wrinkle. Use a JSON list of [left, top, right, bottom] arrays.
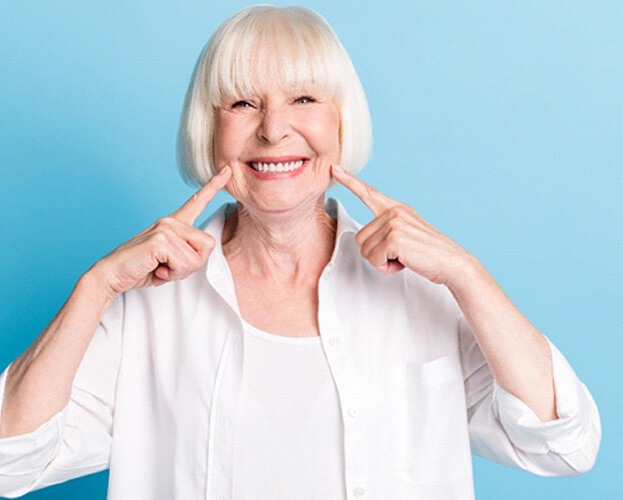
[[221, 196, 337, 280]]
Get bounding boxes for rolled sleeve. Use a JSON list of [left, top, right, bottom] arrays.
[[0, 294, 123, 497], [0, 364, 68, 497], [492, 339, 601, 473]]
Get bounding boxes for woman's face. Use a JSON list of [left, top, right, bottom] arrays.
[[213, 83, 341, 216]]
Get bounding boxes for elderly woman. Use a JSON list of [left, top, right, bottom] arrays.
[[0, 5, 600, 500]]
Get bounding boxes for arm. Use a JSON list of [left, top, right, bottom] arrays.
[[0, 167, 229, 438], [0, 291, 122, 497], [447, 257, 557, 421], [1, 269, 115, 438], [0, 168, 230, 496], [461, 315, 601, 475], [331, 164, 600, 474], [331, 163, 591, 423]]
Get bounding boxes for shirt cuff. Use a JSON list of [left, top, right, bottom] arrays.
[[492, 338, 596, 456], [0, 362, 67, 475]]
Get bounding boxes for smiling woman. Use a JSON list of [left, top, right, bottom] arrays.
[[177, 4, 372, 184], [213, 83, 340, 208], [0, 4, 600, 500]]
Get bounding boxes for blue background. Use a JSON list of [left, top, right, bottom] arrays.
[[1, 1, 620, 498]]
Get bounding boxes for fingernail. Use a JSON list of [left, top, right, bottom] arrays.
[[331, 164, 345, 174]]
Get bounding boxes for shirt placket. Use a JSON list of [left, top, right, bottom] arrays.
[[319, 268, 369, 499], [204, 240, 245, 500]]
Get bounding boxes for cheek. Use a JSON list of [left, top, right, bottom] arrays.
[[213, 114, 248, 161], [223, 170, 249, 202], [213, 127, 236, 161], [308, 111, 341, 157]]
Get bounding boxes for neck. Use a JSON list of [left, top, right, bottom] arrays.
[[222, 196, 337, 281]]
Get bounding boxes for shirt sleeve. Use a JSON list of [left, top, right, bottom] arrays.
[[0, 294, 124, 498], [459, 315, 601, 476]]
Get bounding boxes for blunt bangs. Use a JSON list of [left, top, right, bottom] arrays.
[[211, 10, 343, 105], [178, 5, 372, 185]]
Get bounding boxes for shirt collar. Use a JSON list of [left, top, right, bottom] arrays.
[[198, 197, 361, 312], [200, 197, 360, 254], [326, 197, 361, 241]]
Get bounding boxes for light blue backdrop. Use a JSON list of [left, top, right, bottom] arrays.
[[1, 1, 620, 498]]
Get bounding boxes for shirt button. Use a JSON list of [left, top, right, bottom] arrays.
[[329, 337, 341, 346], [353, 486, 365, 497], [348, 407, 358, 418]]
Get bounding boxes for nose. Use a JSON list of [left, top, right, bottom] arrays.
[[257, 106, 290, 144]]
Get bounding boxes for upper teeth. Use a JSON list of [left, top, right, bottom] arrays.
[[250, 160, 305, 173]]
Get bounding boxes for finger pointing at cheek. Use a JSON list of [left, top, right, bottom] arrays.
[[331, 164, 394, 216], [331, 163, 471, 281], [172, 166, 232, 226], [97, 166, 232, 296]]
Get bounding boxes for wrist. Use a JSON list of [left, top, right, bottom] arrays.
[[445, 252, 487, 298], [79, 260, 120, 306]]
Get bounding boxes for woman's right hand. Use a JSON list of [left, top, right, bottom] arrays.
[[94, 166, 231, 300], [0, 168, 232, 440]]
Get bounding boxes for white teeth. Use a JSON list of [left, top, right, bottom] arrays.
[[250, 160, 305, 173]]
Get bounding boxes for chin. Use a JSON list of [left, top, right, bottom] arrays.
[[226, 166, 332, 215], [244, 189, 327, 215]]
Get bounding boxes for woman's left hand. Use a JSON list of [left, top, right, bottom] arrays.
[[331, 165, 476, 286], [332, 165, 561, 422]]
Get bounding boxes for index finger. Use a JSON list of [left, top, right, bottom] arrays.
[[172, 166, 232, 225], [331, 164, 393, 216]]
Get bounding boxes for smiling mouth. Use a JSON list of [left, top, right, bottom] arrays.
[[248, 159, 307, 173]]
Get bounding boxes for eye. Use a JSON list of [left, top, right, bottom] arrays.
[[294, 96, 316, 104], [231, 100, 254, 109]]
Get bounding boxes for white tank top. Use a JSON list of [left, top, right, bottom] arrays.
[[232, 320, 345, 499]]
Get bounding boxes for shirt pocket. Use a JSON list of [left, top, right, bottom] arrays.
[[388, 351, 472, 486]]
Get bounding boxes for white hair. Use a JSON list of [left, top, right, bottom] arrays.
[[177, 4, 372, 185]]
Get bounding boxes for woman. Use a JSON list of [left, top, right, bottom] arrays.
[[0, 5, 600, 499]]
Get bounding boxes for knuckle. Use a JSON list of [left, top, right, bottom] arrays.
[[368, 251, 383, 268], [193, 254, 206, 270], [359, 238, 370, 254], [387, 217, 403, 230], [169, 262, 189, 280], [151, 232, 169, 245], [198, 234, 216, 257], [364, 185, 376, 200], [362, 239, 380, 259], [387, 205, 404, 218], [187, 254, 201, 270], [201, 232, 216, 245], [156, 217, 181, 232], [387, 232, 404, 247], [360, 244, 369, 260], [202, 244, 215, 260]]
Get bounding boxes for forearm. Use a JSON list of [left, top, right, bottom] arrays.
[[333, 167, 561, 421], [448, 256, 557, 422], [0, 264, 116, 438]]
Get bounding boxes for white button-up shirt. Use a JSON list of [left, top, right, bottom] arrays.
[[0, 199, 601, 499]]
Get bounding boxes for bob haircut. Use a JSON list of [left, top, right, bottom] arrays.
[[177, 4, 372, 185]]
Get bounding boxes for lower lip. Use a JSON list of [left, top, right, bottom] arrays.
[[245, 160, 309, 180]]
